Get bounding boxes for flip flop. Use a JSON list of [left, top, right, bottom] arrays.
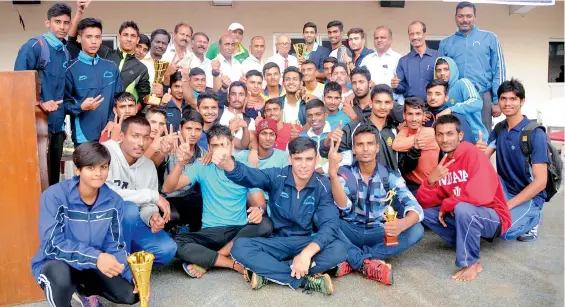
[[182, 263, 207, 278]]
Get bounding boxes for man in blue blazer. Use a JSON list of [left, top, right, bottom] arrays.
[[297, 22, 330, 82]]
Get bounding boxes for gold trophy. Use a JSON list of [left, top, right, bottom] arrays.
[[145, 60, 170, 106], [127, 251, 155, 307], [293, 43, 307, 59], [382, 190, 399, 247]]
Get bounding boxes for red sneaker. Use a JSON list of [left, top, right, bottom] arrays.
[[335, 261, 353, 278], [362, 259, 393, 285]]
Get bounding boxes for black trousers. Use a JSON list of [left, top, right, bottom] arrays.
[[38, 260, 138, 306], [47, 131, 66, 186], [166, 193, 204, 232], [174, 217, 273, 269]]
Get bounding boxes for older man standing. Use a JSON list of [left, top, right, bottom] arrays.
[[439, 1, 506, 132], [265, 35, 298, 72], [213, 34, 243, 82], [360, 26, 401, 86], [163, 22, 194, 63], [207, 23, 249, 63], [241, 36, 266, 75]]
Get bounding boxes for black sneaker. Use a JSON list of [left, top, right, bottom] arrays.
[[302, 274, 334, 295]]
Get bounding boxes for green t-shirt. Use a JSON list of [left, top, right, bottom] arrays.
[[206, 42, 249, 63]]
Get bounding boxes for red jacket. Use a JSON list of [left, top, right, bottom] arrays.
[[416, 142, 511, 235]]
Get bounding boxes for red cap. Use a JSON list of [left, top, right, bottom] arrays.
[[255, 118, 278, 138]]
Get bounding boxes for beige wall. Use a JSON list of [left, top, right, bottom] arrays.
[[1, 0, 563, 116]]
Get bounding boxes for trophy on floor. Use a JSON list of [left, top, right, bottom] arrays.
[[293, 43, 307, 59], [127, 251, 155, 307], [383, 190, 399, 247], [145, 60, 170, 106]]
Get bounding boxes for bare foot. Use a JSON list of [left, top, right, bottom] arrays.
[[187, 264, 206, 278], [233, 262, 245, 274], [451, 261, 483, 282]]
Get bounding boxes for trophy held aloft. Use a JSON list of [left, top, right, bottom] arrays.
[[293, 43, 306, 58], [145, 60, 170, 106], [127, 251, 155, 307], [383, 190, 399, 247]]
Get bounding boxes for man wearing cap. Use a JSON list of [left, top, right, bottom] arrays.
[[206, 23, 249, 63], [236, 118, 289, 173]]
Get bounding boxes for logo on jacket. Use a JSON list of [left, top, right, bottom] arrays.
[[438, 170, 469, 187], [453, 186, 461, 197], [96, 213, 106, 219], [450, 98, 455, 105], [103, 71, 114, 78], [78, 75, 87, 81], [473, 41, 481, 46], [386, 136, 393, 147]]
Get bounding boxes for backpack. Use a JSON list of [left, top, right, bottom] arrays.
[[337, 164, 389, 206], [34, 35, 71, 94], [494, 120, 563, 202]]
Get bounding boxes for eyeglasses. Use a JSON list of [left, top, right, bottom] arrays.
[[277, 42, 290, 46]]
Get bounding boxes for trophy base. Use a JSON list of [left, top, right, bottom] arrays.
[[144, 94, 162, 106], [384, 235, 399, 247]]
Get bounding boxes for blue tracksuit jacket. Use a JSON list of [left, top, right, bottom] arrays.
[[436, 56, 488, 143], [64, 51, 123, 143], [31, 176, 133, 282], [14, 32, 69, 133], [225, 162, 340, 250], [439, 26, 506, 104]]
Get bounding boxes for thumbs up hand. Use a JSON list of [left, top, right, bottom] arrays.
[[161, 88, 172, 106], [475, 130, 490, 154], [391, 72, 400, 89]]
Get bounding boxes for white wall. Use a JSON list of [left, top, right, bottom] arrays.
[[1, 0, 563, 117]]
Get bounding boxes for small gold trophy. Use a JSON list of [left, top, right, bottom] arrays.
[[293, 43, 307, 58], [383, 190, 399, 247], [127, 251, 154, 307], [145, 60, 170, 106]]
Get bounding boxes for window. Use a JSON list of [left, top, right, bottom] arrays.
[[549, 40, 564, 83], [102, 34, 117, 50]]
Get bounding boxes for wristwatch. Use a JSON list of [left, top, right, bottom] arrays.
[[212, 70, 220, 77]]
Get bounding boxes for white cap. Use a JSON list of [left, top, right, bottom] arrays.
[[228, 22, 244, 32]]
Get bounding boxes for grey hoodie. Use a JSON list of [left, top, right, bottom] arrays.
[[103, 140, 159, 226]]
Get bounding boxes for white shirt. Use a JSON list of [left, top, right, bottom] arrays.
[[162, 43, 193, 63], [190, 55, 214, 88], [241, 55, 264, 75], [359, 48, 401, 86], [142, 54, 156, 84], [282, 99, 300, 124], [265, 53, 298, 72], [305, 82, 325, 100], [219, 108, 256, 154], [218, 53, 243, 82]]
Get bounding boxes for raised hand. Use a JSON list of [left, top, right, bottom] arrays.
[[161, 88, 172, 106], [211, 59, 221, 74], [475, 131, 489, 154], [175, 132, 194, 164], [160, 124, 177, 155], [437, 108, 452, 118], [77, 0, 91, 14], [414, 127, 429, 150], [391, 72, 400, 89], [290, 123, 301, 140], [39, 100, 63, 113], [341, 97, 356, 119], [427, 154, 456, 185], [211, 146, 233, 170], [221, 74, 232, 89], [109, 110, 122, 141], [81, 95, 104, 111], [152, 83, 164, 98], [165, 57, 182, 77], [255, 111, 264, 122], [325, 120, 344, 147], [328, 134, 343, 176]]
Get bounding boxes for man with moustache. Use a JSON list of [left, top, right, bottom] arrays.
[[163, 22, 193, 63], [189, 32, 213, 88], [218, 82, 252, 151], [142, 29, 172, 102], [393, 21, 439, 101], [266, 35, 299, 72], [360, 26, 401, 87], [331, 63, 354, 100], [207, 23, 249, 63], [440, 1, 506, 132], [241, 36, 266, 75], [68, 2, 149, 104], [214, 34, 244, 83]]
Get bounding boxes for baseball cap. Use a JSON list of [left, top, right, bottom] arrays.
[[228, 22, 244, 32], [256, 118, 278, 138]]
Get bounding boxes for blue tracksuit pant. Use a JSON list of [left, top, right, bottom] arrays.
[[122, 202, 178, 266], [339, 219, 424, 270], [231, 235, 347, 289], [423, 203, 500, 268], [499, 177, 543, 241]]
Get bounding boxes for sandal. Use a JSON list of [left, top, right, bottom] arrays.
[[182, 263, 207, 278]]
